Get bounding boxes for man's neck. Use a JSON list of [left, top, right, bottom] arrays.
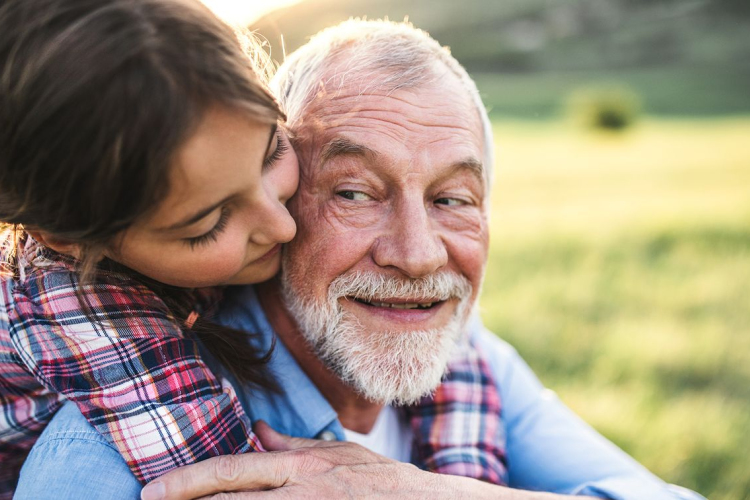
[[256, 278, 383, 434]]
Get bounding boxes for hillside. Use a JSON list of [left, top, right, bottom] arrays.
[[255, 0, 750, 118]]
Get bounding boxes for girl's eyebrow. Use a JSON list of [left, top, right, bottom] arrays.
[[162, 195, 232, 231], [159, 125, 279, 232]]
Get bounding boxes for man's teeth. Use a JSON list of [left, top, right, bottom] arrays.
[[369, 301, 433, 309]]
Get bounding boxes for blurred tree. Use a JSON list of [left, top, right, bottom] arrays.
[[566, 85, 641, 131]]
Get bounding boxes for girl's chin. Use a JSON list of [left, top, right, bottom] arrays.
[[226, 255, 281, 286]]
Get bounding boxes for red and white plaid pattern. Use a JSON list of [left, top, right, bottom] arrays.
[[0, 231, 262, 499], [404, 343, 508, 484]]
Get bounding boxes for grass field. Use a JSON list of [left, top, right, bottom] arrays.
[[479, 118, 750, 500]]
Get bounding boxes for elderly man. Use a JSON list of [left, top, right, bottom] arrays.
[[16, 20, 702, 500]]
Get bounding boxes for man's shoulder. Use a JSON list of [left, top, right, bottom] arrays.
[[465, 317, 548, 412], [466, 317, 527, 381], [468, 319, 519, 360]]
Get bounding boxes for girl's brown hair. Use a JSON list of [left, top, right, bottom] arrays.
[[0, 0, 283, 387]]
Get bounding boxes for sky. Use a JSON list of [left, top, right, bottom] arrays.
[[200, 0, 303, 26]]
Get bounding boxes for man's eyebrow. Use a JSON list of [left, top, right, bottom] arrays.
[[319, 137, 378, 166], [318, 137, 485, 186], [453, 157, 485, 185]]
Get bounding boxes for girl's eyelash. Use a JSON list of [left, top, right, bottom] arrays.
[[263, 131, 289, 169], [185, 207, 230, 249], [183, 131, 287, 250]]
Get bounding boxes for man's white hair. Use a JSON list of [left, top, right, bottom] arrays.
[[271, 18, 495, 190]]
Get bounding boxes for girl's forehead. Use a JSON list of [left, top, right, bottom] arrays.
[[141, 108, 274, 230]]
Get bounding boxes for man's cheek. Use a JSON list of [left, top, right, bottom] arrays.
[[320, 203, 382, 232], [437, 209, 487, 239], [449, 241, 487, 287], [288, 192, 326, 242], [286, 188, 310, 222]]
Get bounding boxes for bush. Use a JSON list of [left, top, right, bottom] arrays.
[[566, 85, 642, 131]]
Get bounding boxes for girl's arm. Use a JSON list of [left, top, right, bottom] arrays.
[[9, 267, 262, 484]]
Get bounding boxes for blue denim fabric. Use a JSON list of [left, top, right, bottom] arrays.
[[15, 403, 141, 499]]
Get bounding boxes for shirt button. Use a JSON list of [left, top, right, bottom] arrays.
[[316, 430, 338, 441]]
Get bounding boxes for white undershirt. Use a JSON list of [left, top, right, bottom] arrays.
[[342, 406, 413, 462]]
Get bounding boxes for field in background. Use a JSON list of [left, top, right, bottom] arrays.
[[479, 118, 750, 500], [474, 65, 750, 120]]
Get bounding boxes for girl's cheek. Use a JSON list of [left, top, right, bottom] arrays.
[[272, 154, 300, 203], [212, 234, 250, 273]]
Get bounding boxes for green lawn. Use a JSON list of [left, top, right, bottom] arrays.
[[479, 118, 750, 500]]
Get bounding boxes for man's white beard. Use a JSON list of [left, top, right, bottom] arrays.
[[281, 269, 474, 406]]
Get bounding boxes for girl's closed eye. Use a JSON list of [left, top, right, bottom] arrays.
[[184, 206, 231, 249], [182, 129, 292, 251], [263, 130, 290, 170]]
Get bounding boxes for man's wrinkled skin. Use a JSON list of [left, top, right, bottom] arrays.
[[274, 74, 490, 432], [139, 74, 599, 500]]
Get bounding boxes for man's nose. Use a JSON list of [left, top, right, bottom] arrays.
[[371, 199, 448, 278]]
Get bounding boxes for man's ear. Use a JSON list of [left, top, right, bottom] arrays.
[[26, 230, 84, 260]]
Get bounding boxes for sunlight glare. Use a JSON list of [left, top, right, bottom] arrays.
[[200, 0, 303, 26]]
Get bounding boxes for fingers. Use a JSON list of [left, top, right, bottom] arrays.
[[253, 420, 325, 452], [141, 453, 290, 500], [194, 493, 275, 500], [252, 420, 290, 451], [254, 421, 394, 466], [195, 489, 293, 500], [194, 493, 251, 500], [141, 423, 388, 500]]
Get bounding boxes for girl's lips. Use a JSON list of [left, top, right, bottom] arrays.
[[255, 244, 281, 263]]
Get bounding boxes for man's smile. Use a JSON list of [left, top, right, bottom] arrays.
[[342, 296, 456, 329], [351, 297, 441, 310]]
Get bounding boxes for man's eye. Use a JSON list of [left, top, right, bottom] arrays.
[[435, 197, 465, 206], [337, 190, 372, 201]]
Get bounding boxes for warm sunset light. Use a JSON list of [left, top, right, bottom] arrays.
[[200, 0, 302, 26]]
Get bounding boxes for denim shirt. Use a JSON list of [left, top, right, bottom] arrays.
[[15, 285, 705, 500]]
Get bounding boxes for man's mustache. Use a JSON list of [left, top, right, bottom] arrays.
[[328, 271, 472, 303]]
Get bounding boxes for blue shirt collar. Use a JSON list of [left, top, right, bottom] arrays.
[[216, 285, 344, 441]]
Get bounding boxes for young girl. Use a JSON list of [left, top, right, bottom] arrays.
[[0, 0, 298, 496]]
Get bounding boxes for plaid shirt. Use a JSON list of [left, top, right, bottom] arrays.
[[1, 229, 506, 498], [0, 231, 262, 498], [405, 342, 508, 484]]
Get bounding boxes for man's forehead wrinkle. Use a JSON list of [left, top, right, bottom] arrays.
[[323, 89, 470, 119], [310, 119, 483, 174], [314, 78, 472, 111], [299, 75, 486, 185], [309, 95, 482, 139], [313, 107, 479, 137]]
